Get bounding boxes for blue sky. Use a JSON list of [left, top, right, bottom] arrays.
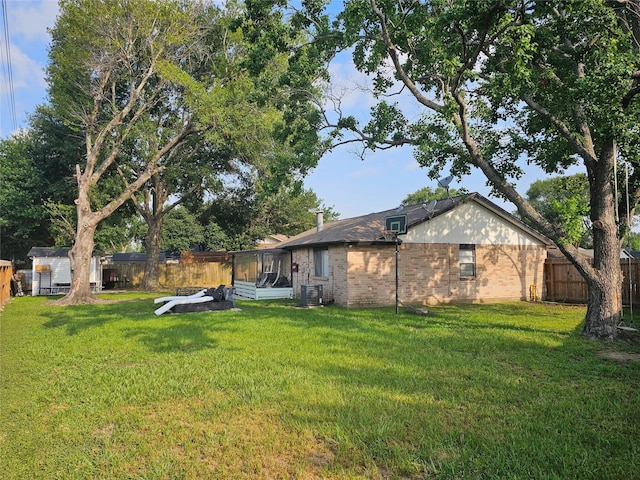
[[1, 0, 560, 218]]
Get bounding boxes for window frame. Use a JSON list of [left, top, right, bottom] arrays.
[[459, 244, 476, 279], [313, 247, 329, 278]]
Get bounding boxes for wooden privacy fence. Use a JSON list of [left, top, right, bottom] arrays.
[[0, 260, 12, 308], [110, 262, 232, 289], [544, 258, 640, 306]]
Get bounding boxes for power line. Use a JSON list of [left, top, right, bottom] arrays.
[[1, 0, 17, 132]]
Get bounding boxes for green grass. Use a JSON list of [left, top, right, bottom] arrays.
[[1, 294, 639, 479]]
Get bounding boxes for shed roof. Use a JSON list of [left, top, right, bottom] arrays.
[[28, 247, 105, 258], [280, 193, 550, 249], [27, 247, 72, 258]]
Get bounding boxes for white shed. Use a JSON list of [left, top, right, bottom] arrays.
[[27, 247, 102, 295]]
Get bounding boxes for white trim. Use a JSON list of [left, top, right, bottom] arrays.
[[234, 280, 293, 300]]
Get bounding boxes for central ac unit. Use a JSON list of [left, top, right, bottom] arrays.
[[301, 284, 323, 307]]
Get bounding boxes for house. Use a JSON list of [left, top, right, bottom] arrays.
[[27, 247, 102, 295], [278, 193, 551, 307], [256, 234, 289, 250]]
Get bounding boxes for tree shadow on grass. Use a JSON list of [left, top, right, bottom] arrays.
[[121, 320, 228, 354], [259, 305, 638, 478], [41, 298, 240, 354], [41, 301, 138, 335]]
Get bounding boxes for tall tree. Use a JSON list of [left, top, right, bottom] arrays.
[[299, 0, 640, 341], [47, 0, 326, 300], [120, 128, 231, 289], [0, 132, 50, 261], [163, 0, 337, 252], [126, 0, 325, 289], [47, 0, 244, 303], [1, 105, 81, 261]]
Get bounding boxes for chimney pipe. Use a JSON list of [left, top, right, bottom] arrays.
[[316, 211, 324, 232]]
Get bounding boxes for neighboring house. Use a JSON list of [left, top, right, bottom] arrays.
[[27, 247, 102, 295], [279, 193, 551, 307], [256, 234, 289, 250]]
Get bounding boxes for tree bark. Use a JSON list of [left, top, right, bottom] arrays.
[[584, 273, 621, 341], [137, 174, 171, 291], [140, 214, 164, 290], [581, 142, 622, 340], [57, 189, 100, 305]]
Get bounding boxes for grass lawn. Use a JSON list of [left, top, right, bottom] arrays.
[[1, 294, 639, 479]]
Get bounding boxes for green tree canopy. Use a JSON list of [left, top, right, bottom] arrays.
[[0, 132, 49, 261], [526, 174, 591, 247], [46, 0, 219, 302], [45, 0, 327, 302], [161, 207, 204, 254], [402, 186, 460, 207], [196, 179, 338, 252], [0, 104, 136, 260]]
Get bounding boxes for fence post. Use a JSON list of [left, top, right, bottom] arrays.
[[0, 260, 13, 308]]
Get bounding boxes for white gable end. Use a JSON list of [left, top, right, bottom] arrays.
[[402, 201, 544, 246]]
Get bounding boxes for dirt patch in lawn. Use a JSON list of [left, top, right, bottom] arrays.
[[596, 328, 640, 363], [597, 351, 640, 363]]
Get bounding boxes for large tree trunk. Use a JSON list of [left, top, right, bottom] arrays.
[[580, 141, 622, 341], [581, 256, 623, 341], [584, 272, 621, 340], [140, 215, 164, 290], [138, 174, 169, 291], [56, 192, 100, 305]]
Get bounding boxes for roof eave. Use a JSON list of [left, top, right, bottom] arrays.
[[281, 239, 401, 250]]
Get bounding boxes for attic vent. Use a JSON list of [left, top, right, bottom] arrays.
[[301, 284, 323, 307]]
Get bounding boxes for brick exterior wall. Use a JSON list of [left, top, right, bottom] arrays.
[[291, 243, 546, 307]]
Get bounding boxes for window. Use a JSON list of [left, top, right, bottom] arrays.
[[459, 244, 476, 278], [314, 248, 329, 277]]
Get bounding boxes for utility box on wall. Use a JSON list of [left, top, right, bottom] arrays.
[[301, 284, 323, 307]]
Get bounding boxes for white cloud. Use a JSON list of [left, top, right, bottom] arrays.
[[1, 1, 58, 136], [4, 42, 47, 92], [8, 0, 59, 44]]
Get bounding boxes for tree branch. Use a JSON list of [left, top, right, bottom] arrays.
[[369, 0, 444, 112], [521, 94, 598, 166], [96, 122, 198, 221]]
